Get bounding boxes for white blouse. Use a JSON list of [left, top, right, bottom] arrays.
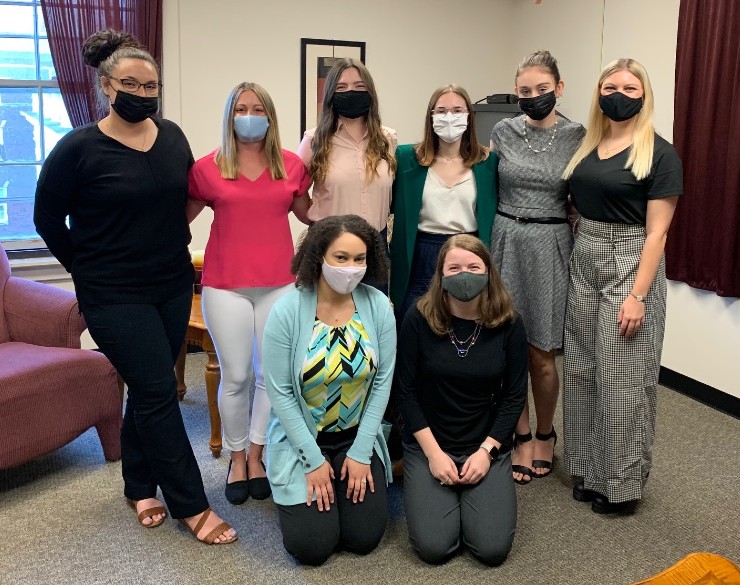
[[417, 168, 477, 234]]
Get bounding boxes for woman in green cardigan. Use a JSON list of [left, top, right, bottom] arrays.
[[389, 84, 498, 324]]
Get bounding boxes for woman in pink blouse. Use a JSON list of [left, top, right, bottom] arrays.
[[297, 58, 396, 257], [187, 82, 311, 505]]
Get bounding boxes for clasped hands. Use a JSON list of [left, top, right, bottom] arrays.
[[305, 457, 374, 511], [429, 449, 490, 486]]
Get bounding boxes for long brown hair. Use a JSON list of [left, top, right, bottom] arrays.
[[417, 235, 515, 336], [414, 84, 489, 168], [309, 58, 396, 184]]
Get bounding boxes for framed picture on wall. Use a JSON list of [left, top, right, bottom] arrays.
[[300, 38, 366, 140]]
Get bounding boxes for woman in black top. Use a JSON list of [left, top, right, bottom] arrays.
[[33, 29, 236, 544], [561, 58, 682, 515], [396, 234, 527, 565]]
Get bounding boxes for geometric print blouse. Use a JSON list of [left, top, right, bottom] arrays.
[[301, 312, 378, 432]]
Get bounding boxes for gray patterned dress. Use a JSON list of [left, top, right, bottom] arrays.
[[489, 115, 585, 351]]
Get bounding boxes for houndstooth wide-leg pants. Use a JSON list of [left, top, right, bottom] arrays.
[[563, 219, 666, 504]]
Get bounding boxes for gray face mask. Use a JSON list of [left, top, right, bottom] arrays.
[[442, 271, 488, 302]]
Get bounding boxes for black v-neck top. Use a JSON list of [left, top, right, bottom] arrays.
[[395, 306, 528, 456], [569, 133, 682, 224], [34, 118, 195, 304]]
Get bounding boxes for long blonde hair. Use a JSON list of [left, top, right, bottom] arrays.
[[417, 235, 515, 336], [215, 82, 286, 180], [414, 84, 489, 168], [563, 58, 655, 181], [309, 58, 396, 185]]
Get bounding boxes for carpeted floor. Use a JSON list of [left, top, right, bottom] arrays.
[[1, 353, 738, 585]]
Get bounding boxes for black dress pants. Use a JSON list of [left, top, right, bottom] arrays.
[[275, 427, 388, 566], [80, 289, 209, 519]]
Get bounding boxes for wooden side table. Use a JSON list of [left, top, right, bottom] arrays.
[[174, 293, 222, 458]]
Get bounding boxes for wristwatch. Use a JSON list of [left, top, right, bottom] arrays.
[[479, 442, 500, 461], [630, 293, 646, 302]]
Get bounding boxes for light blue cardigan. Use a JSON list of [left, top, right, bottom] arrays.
[[262, 283, 396, 506]]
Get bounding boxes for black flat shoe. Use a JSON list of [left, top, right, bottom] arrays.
[[225, 459, 249, 505], [591, 494, 638, 515], [511, 431, 534, 485], [531, 427, 557, 479], [248, 461, 272, 501], [572, 481, 599, 503]]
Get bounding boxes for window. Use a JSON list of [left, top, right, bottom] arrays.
[[0, 0, 72, 250]]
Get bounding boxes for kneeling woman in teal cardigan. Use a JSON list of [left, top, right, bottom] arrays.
[[262, 215, 396, 566]]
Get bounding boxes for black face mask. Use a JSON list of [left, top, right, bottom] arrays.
[[518, 90, 556, 121], [332, 90, 372, 119], [111, 90, 159, 123], [599, 92, 643, 122]]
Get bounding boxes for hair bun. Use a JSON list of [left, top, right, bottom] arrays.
[[82, 28, 141, 68]]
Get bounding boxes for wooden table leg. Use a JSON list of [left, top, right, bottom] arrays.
[[205, 349, 222, 458], [175, 343, 187, 400]]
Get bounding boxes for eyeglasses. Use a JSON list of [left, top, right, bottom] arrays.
[[431, 107, 468, 116], [108, 76, 162, 96]]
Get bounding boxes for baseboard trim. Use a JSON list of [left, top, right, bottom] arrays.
[[660, 367, 739, 419]]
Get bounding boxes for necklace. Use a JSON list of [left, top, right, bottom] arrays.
[[603, 137, 632, 155], [523, 119, 557, 153], [448, 322, 482, 358], [435, 153, 462, 163], [105, 119, 150, 151]]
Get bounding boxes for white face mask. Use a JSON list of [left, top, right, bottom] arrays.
[[432, 112, 468, 144], [321, 261, 367, 295]]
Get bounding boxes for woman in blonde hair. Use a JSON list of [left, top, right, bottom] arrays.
[[489, 50, 585, 485], [562, 59, 682, 514], [188, 82, 311, 506], [297, 58, 396, 269], [396, 235, 526, 565]]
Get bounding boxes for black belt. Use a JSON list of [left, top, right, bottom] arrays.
[[496, 210, 568, 224]]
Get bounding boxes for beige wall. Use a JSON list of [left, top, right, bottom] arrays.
[[163, 0, 514, 248], [159, 0, 740, 397]]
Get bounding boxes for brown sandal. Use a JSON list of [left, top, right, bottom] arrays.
[[127, 499, 167, 528], [179, 508, 238, 545]]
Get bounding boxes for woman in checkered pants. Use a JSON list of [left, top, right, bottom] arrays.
[[561, 58, 682, 514]]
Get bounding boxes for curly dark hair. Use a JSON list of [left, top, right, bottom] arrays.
[[291, 215, 389, 289], [81, 28, 143, 69]]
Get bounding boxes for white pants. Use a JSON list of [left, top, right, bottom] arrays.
[[202, 284, 293, 451]]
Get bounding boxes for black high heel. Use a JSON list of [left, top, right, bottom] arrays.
[[224, 458, 249, 505], [531, 427, 557, 479], [511, 431, 534, 485]]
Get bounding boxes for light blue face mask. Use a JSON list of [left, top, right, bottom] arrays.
[[233, 115, 269, 143]]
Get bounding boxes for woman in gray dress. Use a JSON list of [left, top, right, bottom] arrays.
[[489, 50, 584, 484]]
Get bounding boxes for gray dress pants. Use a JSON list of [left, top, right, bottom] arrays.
[[403, 442, 517, 566]]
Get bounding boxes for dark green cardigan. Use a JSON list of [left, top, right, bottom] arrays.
[[388, 144, 498, 311]]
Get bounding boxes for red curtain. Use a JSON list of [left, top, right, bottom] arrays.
[[666, 0, 740, 297], [40, 0, 163, 128]]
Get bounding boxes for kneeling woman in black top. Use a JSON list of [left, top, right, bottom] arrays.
[[396, 234, 527, 566]]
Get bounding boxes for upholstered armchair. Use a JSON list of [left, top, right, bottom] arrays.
[[0, 244, 121, 469]]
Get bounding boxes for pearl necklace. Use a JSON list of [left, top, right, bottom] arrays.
[[523, 119, 557, 154]]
